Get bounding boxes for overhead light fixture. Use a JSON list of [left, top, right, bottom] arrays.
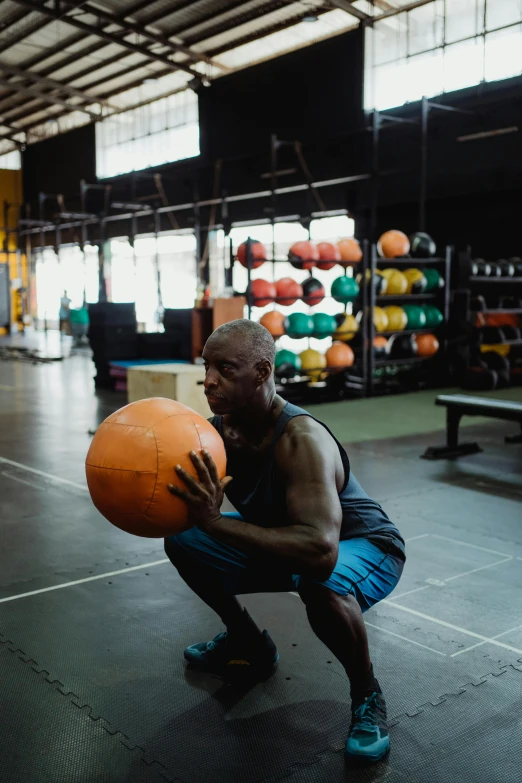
[[302, 13, 319, 21], [143, 78, 157, 85]]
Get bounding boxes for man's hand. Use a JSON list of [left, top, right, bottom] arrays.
[[168, 450, 232, 531]]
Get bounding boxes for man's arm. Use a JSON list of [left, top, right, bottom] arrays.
[[201, 419, 342, 581]]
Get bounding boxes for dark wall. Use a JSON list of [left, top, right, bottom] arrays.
[[198, 29, 363, 161], [22, 123, 96, 217]]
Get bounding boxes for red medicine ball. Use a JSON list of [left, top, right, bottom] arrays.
[[316, 241, 341, 270], [302, 277, 325, 306], [275, 277, 303, 306], [249, 278, 276, 307], [237, 240, 266, 269], [289, 240, 319, 270]]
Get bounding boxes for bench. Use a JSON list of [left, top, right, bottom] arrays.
[[421, 394, 522, 459]]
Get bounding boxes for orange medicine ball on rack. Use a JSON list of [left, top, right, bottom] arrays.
[[338, 238, 363, 264], [377, 230, 410, 259], [326, 341, 354, 369], [259, 310, 285, 337], [85, 398, 227, 538], [416, 333, 439, 357]]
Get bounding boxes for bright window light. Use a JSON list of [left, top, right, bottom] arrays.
[[365, 0, 522, 111], [0, 149, 21, 170], [96, 90, 200, 178]]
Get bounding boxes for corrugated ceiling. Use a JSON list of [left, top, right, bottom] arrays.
[[0, 0, 417, 154]]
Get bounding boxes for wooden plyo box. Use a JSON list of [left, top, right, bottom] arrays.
[[127, 363, 211, 419]]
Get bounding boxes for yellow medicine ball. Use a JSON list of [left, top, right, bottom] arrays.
[[383, 306, 407, 331]]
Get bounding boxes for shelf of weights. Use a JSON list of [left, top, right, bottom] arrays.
[[459, 250, 522, 388], [367, 243, 452, 396], [236, 237, 370, 402]]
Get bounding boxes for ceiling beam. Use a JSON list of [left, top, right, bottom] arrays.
[[11, 0, 202, 78], [0, 60, 111, 106], [57, 0, 221, 68], [328, 0, 371, 22], [0, 78, 100, 118], [371, 0, 436, 22]]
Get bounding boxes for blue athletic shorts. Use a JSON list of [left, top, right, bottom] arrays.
[[165, 512, 405, 613]]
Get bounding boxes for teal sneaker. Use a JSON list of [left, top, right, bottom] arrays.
[[184, 629, 279, 683], [345, 690, 390, 762]]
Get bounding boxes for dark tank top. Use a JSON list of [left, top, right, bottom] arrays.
[[210, 401, 406, 562]]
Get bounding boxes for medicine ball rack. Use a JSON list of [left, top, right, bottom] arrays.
[[367, 244, 452, 396], [236, 236, 369, 403], [237, 236, 452, 400]]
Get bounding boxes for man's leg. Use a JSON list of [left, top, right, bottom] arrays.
[[297, 583, 375, 699], [296, 539, 405, 761], [164, 537, 246, 631]]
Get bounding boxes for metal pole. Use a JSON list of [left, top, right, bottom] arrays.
[[246, 237, 253, 320], [371, 111, 380, 243], [420, 96, 429, 231], [154, 210, 163, 327], [270, 133, 278, 277], [368, 243, 377, 396], [361, 239, 369, 396]]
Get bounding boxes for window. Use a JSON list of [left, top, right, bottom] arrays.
[[95, 89, 200, 178], [365, 0, 522, 111], [0, 149, 21, 170]]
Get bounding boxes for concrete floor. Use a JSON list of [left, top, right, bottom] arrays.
[[1, 348, 521, 783]]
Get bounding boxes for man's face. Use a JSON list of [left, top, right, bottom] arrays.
[[202, 335, 260, 415]]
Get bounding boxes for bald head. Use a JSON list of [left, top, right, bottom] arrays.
[[207, 319, 276, 368]]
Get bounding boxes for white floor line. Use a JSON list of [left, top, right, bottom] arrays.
[[383, 599, 522, 656], [451, 622, 522, 658], [364, 621, 446, 656], [404, 534, 430, 542], [0, 559, 170, 603], [389, 584, 432, 601], [1, 471, 51, 491], [430, 534, 511, 559], [444, 556, 513, 583], [0, 456, 88, 492]]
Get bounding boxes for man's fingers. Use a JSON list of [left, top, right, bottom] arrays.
[[189, 451, 212, 487], [168, 484, 194, 503], [220, 476, 233, 490], [202, 449, 221, 485], [174, 465, 207, 497]]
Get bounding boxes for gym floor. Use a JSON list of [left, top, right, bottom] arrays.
[[1, 350, 521, 783]]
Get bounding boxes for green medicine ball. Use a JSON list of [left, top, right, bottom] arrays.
[[402, 304, 427, 330], [331, 275, 360, 304], [422, 304, 444, 328], [285, 312, 314, 338], [274, 349, 301, 378], [423, 269, 443, 291], [313, 312, 337, 338]]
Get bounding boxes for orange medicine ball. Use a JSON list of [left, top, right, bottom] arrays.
[[377, 230, 410, 259], [326, 341, 354, 368], [259, 310, 285, 337], [338, 238, 363, 264], [85, 398, 227, 538], [416, 333, 439, 357]]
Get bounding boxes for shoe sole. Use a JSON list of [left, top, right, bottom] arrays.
[[344, 744, 390, 764]]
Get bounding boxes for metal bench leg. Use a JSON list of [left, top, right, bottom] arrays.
[[505, 423, 522, 444], [421, 409, 482, 460]]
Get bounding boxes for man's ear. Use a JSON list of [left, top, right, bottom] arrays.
[[256, 360, 273, 385]]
